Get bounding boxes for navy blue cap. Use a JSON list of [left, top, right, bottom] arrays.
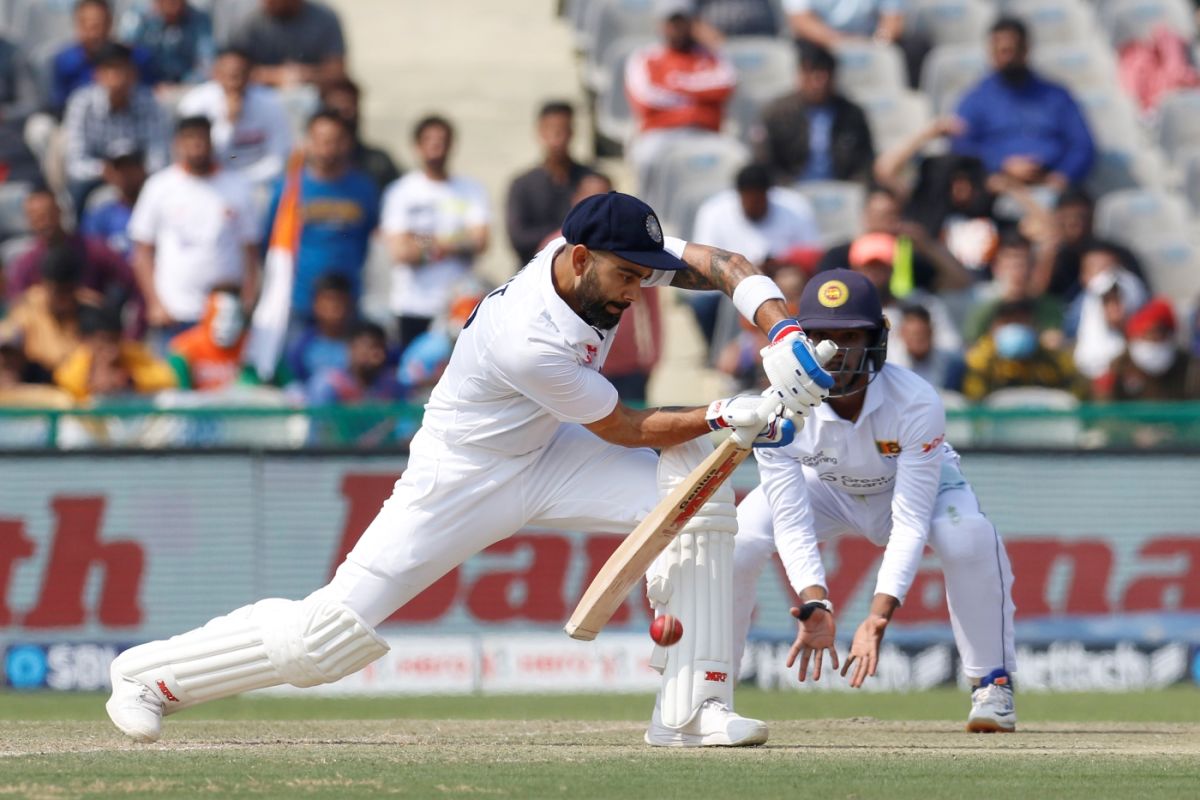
[[797, 269, 884, 330], [561, 191, 688, 272]]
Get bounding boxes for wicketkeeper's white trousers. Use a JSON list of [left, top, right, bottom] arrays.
[[732, 458, 1017, 680], [310, 424, 661, 627]]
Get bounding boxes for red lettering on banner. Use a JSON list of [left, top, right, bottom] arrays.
[[1122, 538, 1200, 611], [23, 497, 144, 628], [824, 539, 880, 603], [0, 519, 35, 625], [330, 472, 401, 577], [467, 535, 571, 622], [1006, 540, 1112, 616]]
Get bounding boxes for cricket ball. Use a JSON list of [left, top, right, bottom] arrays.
[[650, 614, 684, 647]]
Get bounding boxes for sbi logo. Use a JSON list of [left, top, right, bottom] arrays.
[[4, 644, 48, 689]]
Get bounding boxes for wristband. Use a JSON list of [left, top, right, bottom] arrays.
[[732, 274, 785, 329], [796, 598, 834, 621], [767, 318, 803, 344]]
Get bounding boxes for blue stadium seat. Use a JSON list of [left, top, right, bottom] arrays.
[[723, 36, 796, 142], [855, 89, 933, 155], [918, 42, 988, 114], [1156, 90, 1200, 159], [581, 0, 656, 92], [1014, 0, 1100, 45], [593, 35, 653, 153], [641, 135, 748, 233], [1029, 41, 1118, 94], [1099, 0, 1195, 47], [907, 0, 995, 46], [832, 41, 906, 101], [794, 180, 865, 246]]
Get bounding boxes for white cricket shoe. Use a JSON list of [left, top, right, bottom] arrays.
[[967, 668, 1016, 733], [644, 698, 768, 747], [105, 662, 165, 743]]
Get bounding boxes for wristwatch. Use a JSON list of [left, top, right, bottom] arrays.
[[797, 598, 834, 621]]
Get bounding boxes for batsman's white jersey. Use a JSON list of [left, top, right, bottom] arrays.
[[733, 364, 1017, 678], [312, 237, 685, 625]]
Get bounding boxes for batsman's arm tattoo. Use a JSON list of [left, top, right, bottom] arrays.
[[671, 246, 759, 295]]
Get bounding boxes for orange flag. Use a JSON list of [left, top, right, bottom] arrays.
[[246, 150, 305, 382]]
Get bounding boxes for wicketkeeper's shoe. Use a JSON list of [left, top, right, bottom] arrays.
[[106, 662, 165, 743], [967, 668, 1016, 733], [644, 698, 769, 747]]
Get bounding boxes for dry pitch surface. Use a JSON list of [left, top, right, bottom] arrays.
[[3, 691, 1199, 799]]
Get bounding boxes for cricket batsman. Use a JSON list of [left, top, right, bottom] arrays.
[[730, 270, 1018, 732], [105, 192, 833, 746]]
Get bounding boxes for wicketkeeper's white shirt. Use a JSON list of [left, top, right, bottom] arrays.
[[754, 364, 951, 601], [420, 236, 683, 456]]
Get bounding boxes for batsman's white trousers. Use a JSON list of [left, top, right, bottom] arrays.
[[310, 424, 660, 627], [732, 459, 1017, 679]]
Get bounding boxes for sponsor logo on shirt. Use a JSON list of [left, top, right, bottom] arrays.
[[875, 440, 902, 456], [921, 434, 945, 454], [582, 344, 598, 364], [801, 450, 838, 467]]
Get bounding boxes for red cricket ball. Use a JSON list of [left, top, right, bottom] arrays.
[[650, 614, 684, 647]]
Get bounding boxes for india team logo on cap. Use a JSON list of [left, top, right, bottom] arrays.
[[645, 214, 663, 244], [818, 279, 849, 308]]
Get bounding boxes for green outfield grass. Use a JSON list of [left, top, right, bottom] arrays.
[[3, 689, 1199, 799]]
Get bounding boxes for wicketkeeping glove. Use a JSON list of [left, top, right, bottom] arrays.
[[706, 394, 795, 448], [759, 319, 836, 417]]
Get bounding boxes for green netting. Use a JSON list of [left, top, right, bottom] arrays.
[[0, 402, 1197, 450]]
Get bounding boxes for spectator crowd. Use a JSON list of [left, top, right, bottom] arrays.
[[1, 0, 1199, 437]]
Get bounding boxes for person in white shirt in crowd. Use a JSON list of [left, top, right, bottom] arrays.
[[690, 162, 822, 351], [129, 115, 260, 349], [381, 115, 489, 353], [177, 48, 293, 193], [1067, 243, 1147, 383], [733, 269, 1017, 733]]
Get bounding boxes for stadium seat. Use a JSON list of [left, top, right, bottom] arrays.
[[794, 180, 865, 246], [832, 41, 906, 101], [907, 0, 995, 46], [1099, 0, 1196, 47], [211, 0, 258, 47], [1001, 0, 1099, 46], [11, 0, 73, 43], [641, 135, 748, 235], [1094, 188, 1200, 299], [1095, 187, 1190, 243], [1178, 146, 1200, 213], [1074, 88, 1168, 194], [0, 181, 32, 240], [592, 35, 653, 154], [1156, 90, 1200, 159], [918, 43, 988, 115], [581, 0, 656, 92], [724, 36, 796, 142], [1029, 41, 1118, 94], [856, 89, 933, 155]]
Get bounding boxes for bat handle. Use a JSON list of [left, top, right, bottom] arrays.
[[729, 393, 782, 449]]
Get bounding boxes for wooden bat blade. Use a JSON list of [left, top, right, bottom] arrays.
[[564, 436, 752, 641]]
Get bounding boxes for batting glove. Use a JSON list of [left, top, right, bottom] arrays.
[[706, 394, 795, 448], [759, 319, 836, 417]]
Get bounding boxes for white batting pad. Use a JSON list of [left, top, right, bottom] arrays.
[[111, 598, 388, 714], [649, 437, 738, 728]]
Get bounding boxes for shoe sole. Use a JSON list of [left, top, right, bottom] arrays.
[[966, 719, 1016, 733], [644, 731, 769, 747]]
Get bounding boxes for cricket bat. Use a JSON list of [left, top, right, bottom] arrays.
[[564, 431, 756, 641]]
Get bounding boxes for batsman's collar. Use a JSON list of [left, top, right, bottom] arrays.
[[561, 191, 687, 272], [541, 237, 607, 347]]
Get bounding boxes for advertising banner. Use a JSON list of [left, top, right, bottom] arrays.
[[2, 451, 1198, 691]]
